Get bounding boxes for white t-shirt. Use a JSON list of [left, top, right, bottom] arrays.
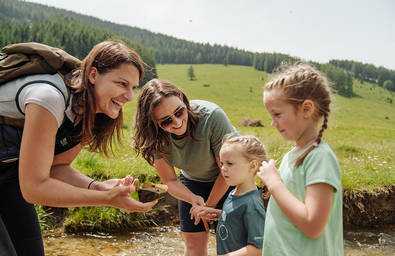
[[0, 73, 74, 127]]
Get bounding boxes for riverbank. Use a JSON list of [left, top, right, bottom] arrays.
[[40, 184, 394, 234], [140, 185, 395, 230], [343, 185, 394, 228]]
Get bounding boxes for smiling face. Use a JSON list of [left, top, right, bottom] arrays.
[[89, 63, 140, 119], [263, 88, 311, 145], [152, 95, 188, 136], [219, 143, 253, 187]]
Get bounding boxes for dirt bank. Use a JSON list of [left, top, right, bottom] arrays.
[[343, 185, 394, 228], [44, 185, 394, 233], [145, 185, 395, 229]]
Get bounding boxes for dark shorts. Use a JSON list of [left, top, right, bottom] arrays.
[[178, 173, 233, 232]]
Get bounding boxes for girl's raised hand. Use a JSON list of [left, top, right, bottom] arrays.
[[257, 159, 281, 188]]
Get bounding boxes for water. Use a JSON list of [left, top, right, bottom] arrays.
[[44, 226, 395, 256]]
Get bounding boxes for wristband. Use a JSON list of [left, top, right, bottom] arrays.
[[87, 180, 96, 189]]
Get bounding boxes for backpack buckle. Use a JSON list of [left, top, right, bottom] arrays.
[[0, 52, 7, 61]]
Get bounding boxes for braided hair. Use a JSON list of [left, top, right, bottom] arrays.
[[265, 63, 331, 167], [222, 134, 267, 163]]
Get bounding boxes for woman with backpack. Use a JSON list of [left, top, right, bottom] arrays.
[[0, 41, 157, 256]]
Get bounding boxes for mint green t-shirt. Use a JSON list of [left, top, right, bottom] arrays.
[[155, 100, 238, 182], [263, 141, 344, 256]]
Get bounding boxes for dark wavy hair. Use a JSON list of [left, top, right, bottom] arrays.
[[133, 79, 199, 165], [67, 40, 144, 156]]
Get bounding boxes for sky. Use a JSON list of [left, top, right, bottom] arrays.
[[28, 0, 395, 70]]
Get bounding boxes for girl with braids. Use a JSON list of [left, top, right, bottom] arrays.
[[133, 79, 237, 256], [0, 41, 157, 256], [258, 63, 343, 255]]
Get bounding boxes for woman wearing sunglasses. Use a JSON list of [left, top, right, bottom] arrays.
[[134, 78, 238, 256]]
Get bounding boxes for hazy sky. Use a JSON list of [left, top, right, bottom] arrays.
[[28, 0, 395, 70]]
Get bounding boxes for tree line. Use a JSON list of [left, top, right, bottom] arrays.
[[329, 59, 395, 91], [0, 15, 157, 86], [1, 0, 394, 94]]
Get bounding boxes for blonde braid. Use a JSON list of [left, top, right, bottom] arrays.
[[265, 63, 332, 168]]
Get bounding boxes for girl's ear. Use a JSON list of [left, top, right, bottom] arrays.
[[179, 93, 184, 102], [88, 67, 98, 85], [302, 99, 315, 117], [249, 160, 259, 172]]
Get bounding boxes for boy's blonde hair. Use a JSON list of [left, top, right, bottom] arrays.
[[264, 63, 331, 167], [222, 134, 267, 171]]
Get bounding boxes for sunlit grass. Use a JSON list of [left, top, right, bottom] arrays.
[[73, 64, 394, 190], [155, 64, 394, 191]]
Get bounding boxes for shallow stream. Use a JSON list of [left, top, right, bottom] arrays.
[[44, 225, 395, 256]]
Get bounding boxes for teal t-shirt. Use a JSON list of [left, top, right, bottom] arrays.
[[263, 141, 344, 256], [217, 189, 266, 255], [155, 100, 238, 182]]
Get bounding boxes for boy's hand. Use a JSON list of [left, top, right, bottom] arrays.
[[190, 205, 221, 222]]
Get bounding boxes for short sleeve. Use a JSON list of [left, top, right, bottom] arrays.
[[244, 206, 265, 248], [209, 108, 238, 157], [153, 154, 163, 160], [304, 147, 342, 192], [18, 83, 66, 127]]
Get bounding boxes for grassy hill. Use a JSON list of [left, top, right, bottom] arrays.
[[73, 64, 394, 191]]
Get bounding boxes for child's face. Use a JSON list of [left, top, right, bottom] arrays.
[[219, 143, 254, 187], [263, 89, 307, 144]]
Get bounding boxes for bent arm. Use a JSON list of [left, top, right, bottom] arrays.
[[18, 104, 157, 212], [50, 144, 96, 189], [269, 180, 333, 238], [19, 104, 109, 206], [154, 158, 202, 204]]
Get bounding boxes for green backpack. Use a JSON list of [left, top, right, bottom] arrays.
[[0, 42, 81, 85]]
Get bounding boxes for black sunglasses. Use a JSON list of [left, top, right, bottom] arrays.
[[158, 106, 187, 128]]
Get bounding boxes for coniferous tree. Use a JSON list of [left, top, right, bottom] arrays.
[[187, 66, 196, 80]]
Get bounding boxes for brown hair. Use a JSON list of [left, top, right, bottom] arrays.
[[68, 40, 144, 155], [222, 134, 267, 173], [264, 63, 331, 167], [133, 79, 199, 165]]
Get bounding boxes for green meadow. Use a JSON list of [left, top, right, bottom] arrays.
[[76, 64, 395, 190], [51, 64, 394, 232]]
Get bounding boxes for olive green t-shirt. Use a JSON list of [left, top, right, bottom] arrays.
[[155, 100, 238, 182], [263, 141, 344, 256]]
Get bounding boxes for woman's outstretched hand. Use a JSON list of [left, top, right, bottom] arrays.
[[91, 175, 158, 213], [107, 181, 158, 213], [90, 175, 136, 191]]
